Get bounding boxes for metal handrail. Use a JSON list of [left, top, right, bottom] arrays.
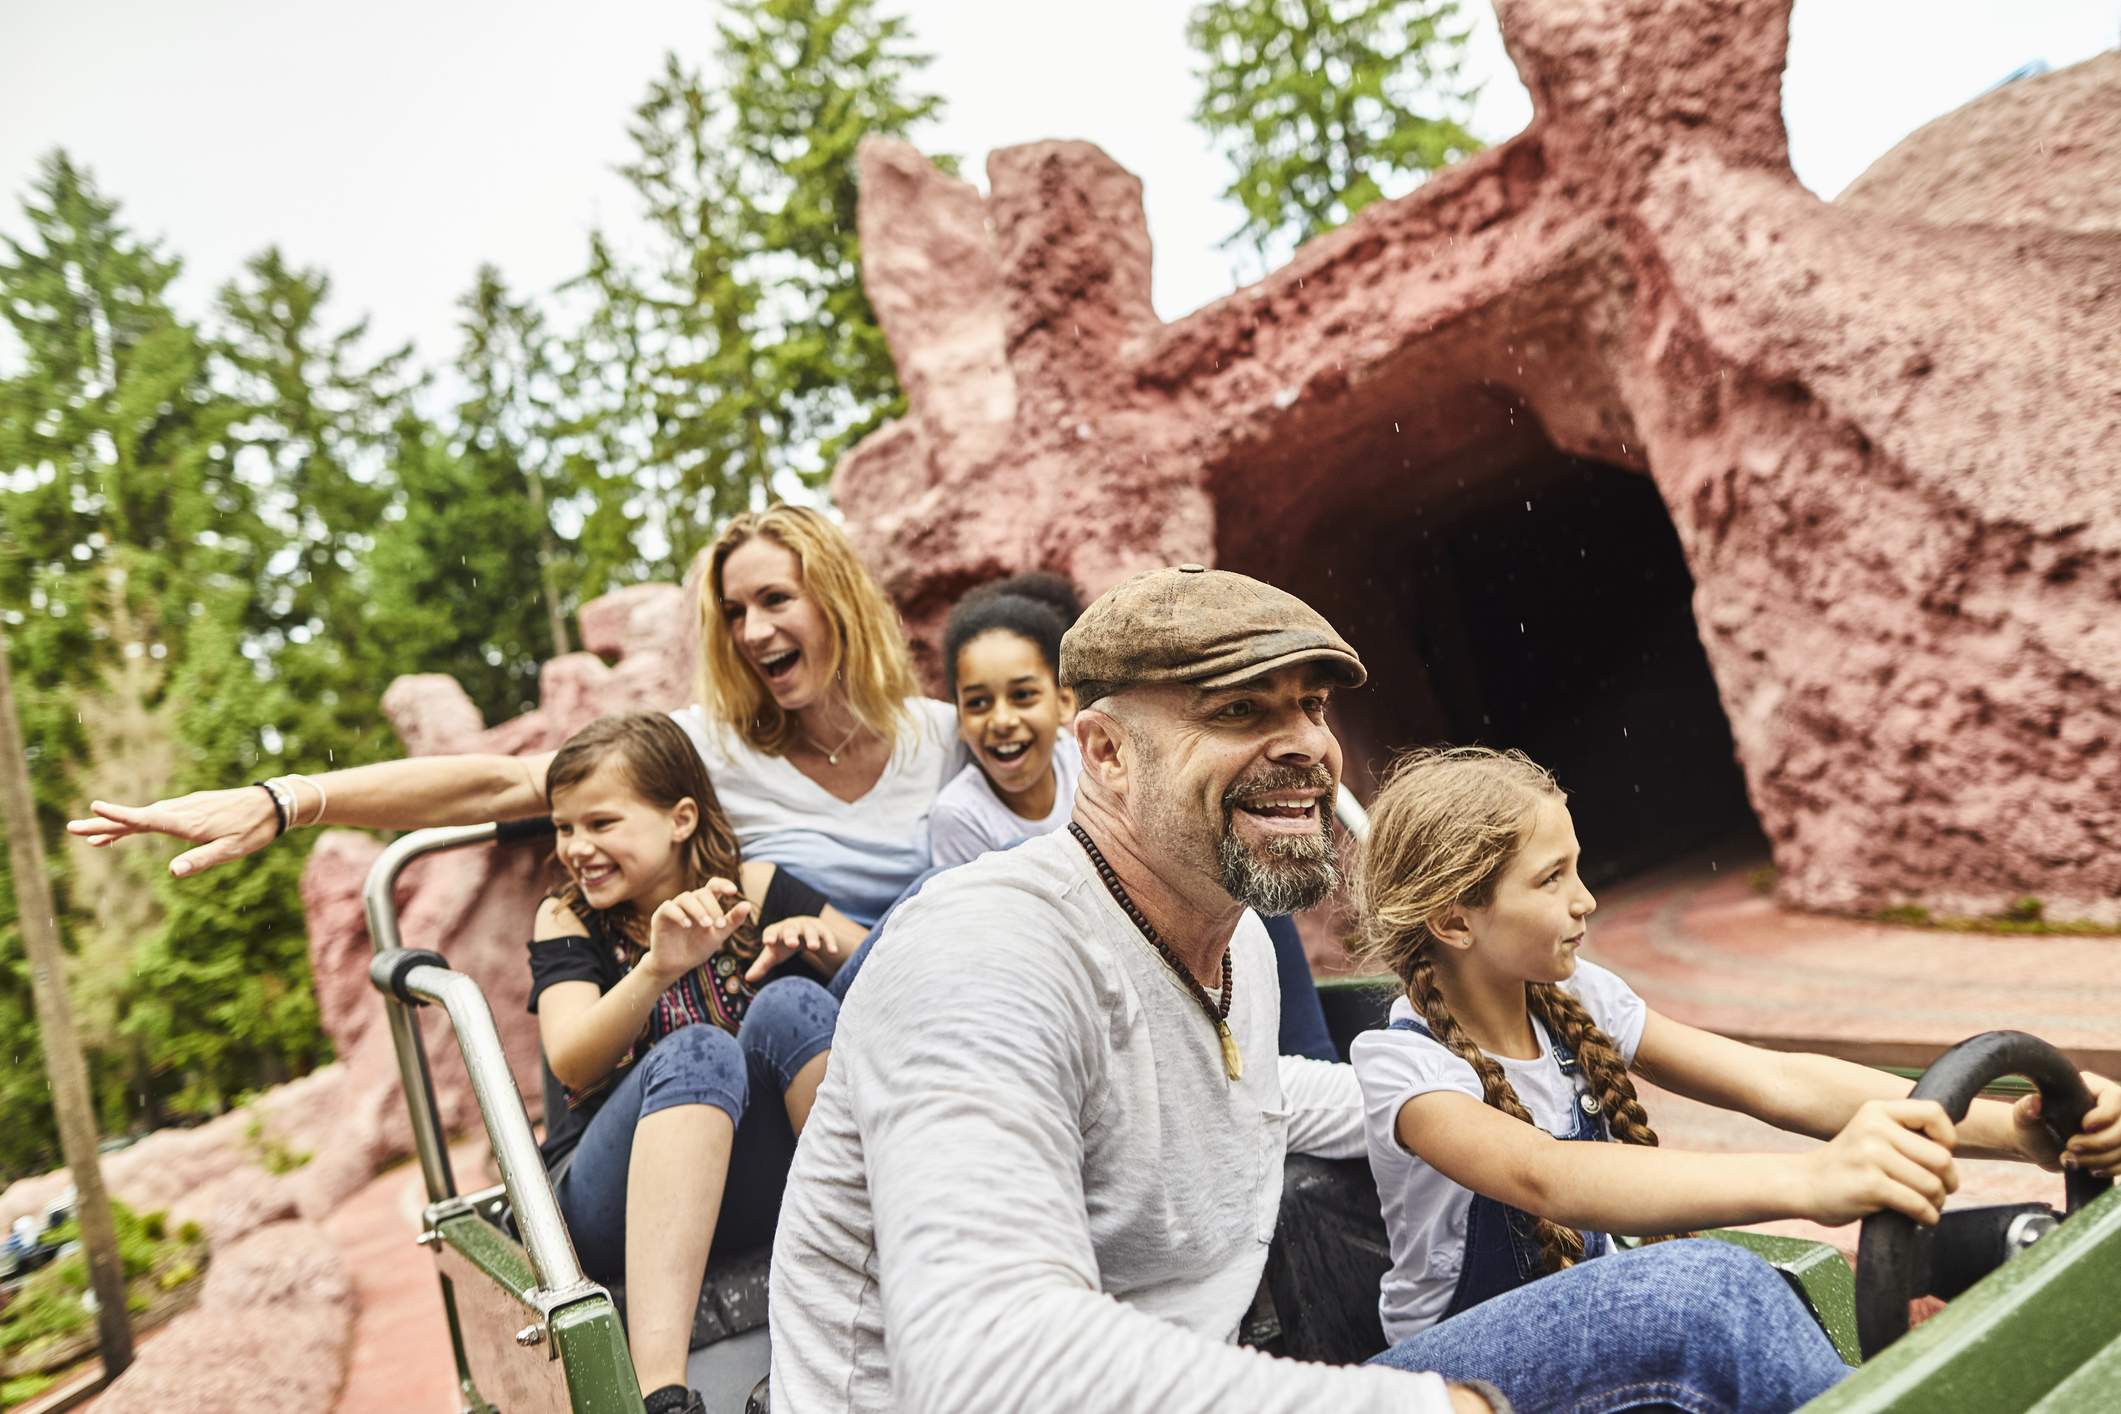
[[363, 820, 587, 1297], [1332, 784, 1370, 841], [397, 961, 588, 1296]]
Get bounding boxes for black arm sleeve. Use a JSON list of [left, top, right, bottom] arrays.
[[758, 865, 832, 929], [526, 934, 609, 1013]]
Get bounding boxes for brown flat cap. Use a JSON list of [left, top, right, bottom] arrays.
[[1060, 564, 1366, 708]]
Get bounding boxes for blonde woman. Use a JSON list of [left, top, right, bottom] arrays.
[[70, 506, 963, 930]]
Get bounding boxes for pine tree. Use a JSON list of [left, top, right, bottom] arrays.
[[1189, 0, 1482, 254], [0, 152, 261, 1163], [714, 0, 946, 460], [213, 247, 416, 769], [363, 412, 555, 724], [454, 265, 573, 659], [579, 2, 947, 573]]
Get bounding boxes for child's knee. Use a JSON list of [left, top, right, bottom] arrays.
[[639, 1022, 748, 1121], [739, 977, 838, 1086]]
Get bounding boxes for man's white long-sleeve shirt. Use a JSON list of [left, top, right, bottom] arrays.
[[767, 829, 1450, 1413]]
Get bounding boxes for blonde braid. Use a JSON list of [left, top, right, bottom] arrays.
[[1408, 953, 1588, 1274], [1531, 984, 1694, 1244]]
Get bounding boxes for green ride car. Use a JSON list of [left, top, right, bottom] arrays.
[[364, 820, 2120, 1414]]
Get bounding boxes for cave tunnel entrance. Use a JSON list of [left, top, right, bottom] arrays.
[[1219, 423, 1764, 889]]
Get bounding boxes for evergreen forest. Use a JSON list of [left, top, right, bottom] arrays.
[[0, 0, 1475, 1182]]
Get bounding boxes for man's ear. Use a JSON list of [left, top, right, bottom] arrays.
[[670, 796, 700, 845], [1076, 709, 1126, 791], [1425, 902, 1477, 953]]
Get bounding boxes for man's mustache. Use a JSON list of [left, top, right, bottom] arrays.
[[1222, 764, 1335, 811]]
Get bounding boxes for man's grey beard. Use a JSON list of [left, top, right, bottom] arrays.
[[1216, 799, 1339, 915]]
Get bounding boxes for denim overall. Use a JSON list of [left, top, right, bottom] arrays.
[[1390, 1016, 1614, 1319]]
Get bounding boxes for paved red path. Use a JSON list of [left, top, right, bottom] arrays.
[[1583, 853, 2119, 1070], [326, 1155, 469, 1414]]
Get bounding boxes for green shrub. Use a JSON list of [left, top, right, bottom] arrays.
[[0, 1270, 91, 1355], [1, 1373, 58, 1406], [176, 1219, 203, 1246]]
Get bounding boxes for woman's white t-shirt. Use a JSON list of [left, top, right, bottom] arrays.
[[927, 735, 1083, 869], [1348, 960, 1648, 1342], [668, 698, 965, 927]]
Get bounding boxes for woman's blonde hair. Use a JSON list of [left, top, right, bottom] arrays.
[[696, 505, 921, 756], [1351, 745, 1676, 1275]]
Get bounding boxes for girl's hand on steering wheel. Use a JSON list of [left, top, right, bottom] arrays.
[[66, 788, 281, 878], [1804, 1099, 1961, 1226], [646, 881, 752, 985], [2015, 1071, 2121, 1178], [746, 915, 841, 983]]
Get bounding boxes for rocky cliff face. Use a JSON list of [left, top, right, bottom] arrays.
[[832, 3, 2121, 923]]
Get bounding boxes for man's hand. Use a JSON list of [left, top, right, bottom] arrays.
[[2014, 1071, 2121, 1177], [745, 914, 842, 983], [68, 789, 280, 878]]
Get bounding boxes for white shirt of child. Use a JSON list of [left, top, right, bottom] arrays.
[[1349, 959, 1648, 1342], [668, 698, 965, 926], [927, 733, 1083, 869]]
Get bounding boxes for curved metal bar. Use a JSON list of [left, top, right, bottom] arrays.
[[401, 962, 587, 1295], [1333, 784, 1371, 842], [361, 822, 553, 1214], [363, 823, 520, 955], [364, 824, 514, 1205]]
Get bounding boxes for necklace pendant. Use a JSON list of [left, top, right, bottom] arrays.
[[1218, 1021, 1243, 1081], [827, 752, 839, 765]]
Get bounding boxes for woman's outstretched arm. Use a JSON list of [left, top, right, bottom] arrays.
[[68, 750, 558, 878]]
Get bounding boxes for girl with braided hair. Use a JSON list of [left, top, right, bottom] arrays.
[[1349, 745, 2121, 1342]]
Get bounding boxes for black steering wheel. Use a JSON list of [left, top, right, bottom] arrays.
[[1853, 1030, 2112, 1357]]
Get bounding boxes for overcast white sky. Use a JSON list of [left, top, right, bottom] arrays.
[[3, 1, 2116, 381]]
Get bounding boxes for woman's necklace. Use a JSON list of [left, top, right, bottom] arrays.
[[800, 715, 863, 766], [1069, 822, 1241, 1081]]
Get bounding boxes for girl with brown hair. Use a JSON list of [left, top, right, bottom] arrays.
[[71, 505, 963, 934], [1349, 745, 2121, 1344], [531, 713, 862, 1414]]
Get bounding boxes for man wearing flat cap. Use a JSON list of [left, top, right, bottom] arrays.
[[768, 567, 1827, 1413]]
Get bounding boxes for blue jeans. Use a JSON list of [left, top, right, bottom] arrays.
[[1369, 1240, 1848, 1412], [555, 976, 837, 1277]]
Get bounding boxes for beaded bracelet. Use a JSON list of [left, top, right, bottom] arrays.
[[254, 781, 288, 837]]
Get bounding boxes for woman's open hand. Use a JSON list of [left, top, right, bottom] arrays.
[[1803, 1099, 1961, 1226], [67, 788, 280, 878], [646, 880, 753, 985], [745, 915, 841, 983], [2013, 1071, 2121, 1178]]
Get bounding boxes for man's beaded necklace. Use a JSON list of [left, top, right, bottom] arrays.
[[1069, 822, 1242, 1081]]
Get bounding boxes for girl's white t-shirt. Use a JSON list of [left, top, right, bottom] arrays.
[[668, 698, 966, 927], [927, 734, 1083, 869], [1348, 960, 1648, 1342]]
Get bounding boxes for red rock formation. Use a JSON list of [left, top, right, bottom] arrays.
[[835, 1, 2121, 923], [95, 1219, 354, 1414]]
